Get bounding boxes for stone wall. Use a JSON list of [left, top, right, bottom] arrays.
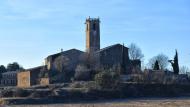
[[17, 70, 41, 88], [48, 49, 84, 72], [99, 44, 130, 68], [40, 78, 49, 86], [86, 18, 100, 53], [17, 71, 31, 88]]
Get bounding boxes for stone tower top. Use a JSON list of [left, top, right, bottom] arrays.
[[86, 17, 100, 22], [85, 17, 100, 53]]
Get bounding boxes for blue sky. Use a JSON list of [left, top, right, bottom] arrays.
[[0, 0, 190, 69]]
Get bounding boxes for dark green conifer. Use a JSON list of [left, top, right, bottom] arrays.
[[169, 50, 180, 75], [153, 60, 160, 70], [173, 50, 179, 75]]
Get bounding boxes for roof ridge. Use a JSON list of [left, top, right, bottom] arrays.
[[46, 48, 84, 59], [97, 43, 128, 52]]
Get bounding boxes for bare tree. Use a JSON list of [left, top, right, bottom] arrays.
[[79, 52, 99, 70], [52, 55, 73, 82], [74, 64, 91, 81], [54, 55, 70, 72], [148, 54, 169, 70], [180, 66, 190, 74], [129, 43, 144, 60]]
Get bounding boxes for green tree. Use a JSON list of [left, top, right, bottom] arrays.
[[169, 50, 179, 75], [174, 50, 180, 75], [0, 65, 7, 73], [7, 62, 24, 71], [0, 65, 7, 78], [153, 60, 160, 70], [148, 54, 169, 70]]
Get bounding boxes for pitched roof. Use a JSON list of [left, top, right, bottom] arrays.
[[46, 48, 84, 60], [97, 44, 129, 53], [26, 65, 46, 72]]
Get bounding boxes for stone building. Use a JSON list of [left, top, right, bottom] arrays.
[[0, 71, 18, 86], [17, 66, 47, 88], [97, 44, 130, 68], [45, 17, 141, 74], [45, 49, 84, 71], [17, 17, 141, 87]]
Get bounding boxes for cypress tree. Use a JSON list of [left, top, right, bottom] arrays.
[[153, 60, 160, 70], [173, 50, 179, 75], [169, 50, 180, 75]]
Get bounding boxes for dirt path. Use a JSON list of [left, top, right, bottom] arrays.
[[7, 98, 190, 107]]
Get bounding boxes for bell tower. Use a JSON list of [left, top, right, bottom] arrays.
[[85, 17, 100, 53]]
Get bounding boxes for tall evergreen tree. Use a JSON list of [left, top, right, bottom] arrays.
[[153, 60, 160, 70], [173, 50, 179, 75], [169, 50, 180, 75]]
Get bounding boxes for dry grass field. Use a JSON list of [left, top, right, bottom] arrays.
[[8, 98, 190, 107]]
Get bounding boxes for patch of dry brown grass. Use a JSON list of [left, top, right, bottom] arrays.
[[0, 98, 6, 105]]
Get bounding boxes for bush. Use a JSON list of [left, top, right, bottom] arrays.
[[50, 71, 73, 83], [121, 85, 139, 97], [94, 71, 120, 90], [69, 82, 85, 88], [74, 65, 92, 81], [83, 81, 96, 89], [67, 89, 84, 99], [0, 89, 14, 98], [13, 88, 30, 97], [0, 88, 31, 98], [69, 81, 96, 90], [29, 90, 52, 98]]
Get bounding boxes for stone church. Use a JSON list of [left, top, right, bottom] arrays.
[[17, 17, 141, 87], [45, 17, 140, 72]]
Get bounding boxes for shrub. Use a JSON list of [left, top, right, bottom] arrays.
[[13, 88, 30, 97], [69, 82, 85, 88], [69, 81, 96, 90], [124, 85, 139, 97], [67, 89, 84, 99], [29, 90, 53, 98], [74, 65, 91, 81], [50, 71, 73, 83], [94, 71, 120, 90], [0, 89, 14, 98], [83, 81, 96, 89]]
